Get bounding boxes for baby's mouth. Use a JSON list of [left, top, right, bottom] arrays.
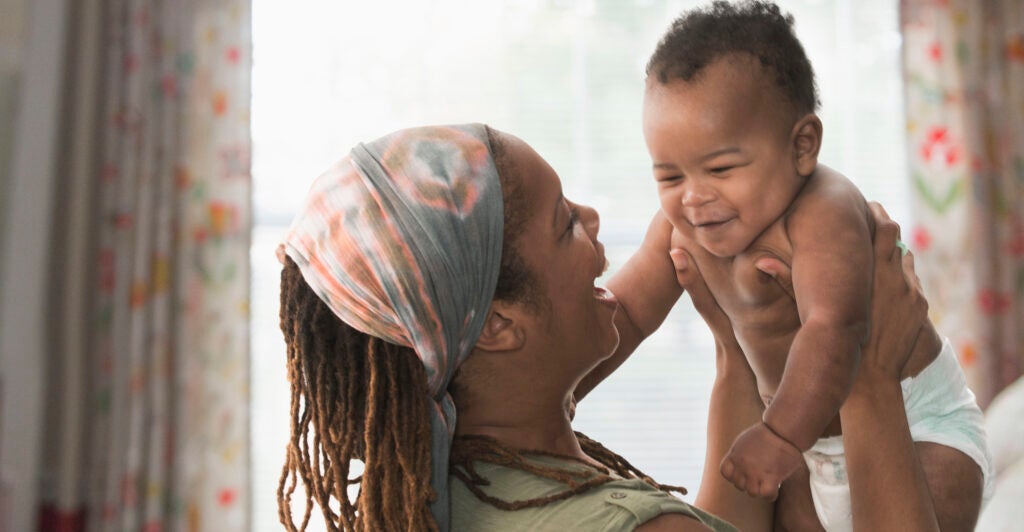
[[694, 218, 732, 230]]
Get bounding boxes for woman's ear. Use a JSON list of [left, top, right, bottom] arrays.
[[791, 113, 823, 177], [474, 302, 527, 352]]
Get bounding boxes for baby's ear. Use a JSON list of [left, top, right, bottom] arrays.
[[474, 302, 527, 352], [791, 113, 823, 177]]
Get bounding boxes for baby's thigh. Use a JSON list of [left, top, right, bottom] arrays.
[[915, 441, 984, 532], [773, 464, 824, 532]]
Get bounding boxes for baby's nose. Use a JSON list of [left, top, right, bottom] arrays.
[[681, 182, 715, 207]]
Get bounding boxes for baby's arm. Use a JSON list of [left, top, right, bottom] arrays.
[[719, 176, 874, 500], [762, 182, 873, 450], [575, 209, 682, 401]]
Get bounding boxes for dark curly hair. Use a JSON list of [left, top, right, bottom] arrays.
[[646, 0, 819, 116]]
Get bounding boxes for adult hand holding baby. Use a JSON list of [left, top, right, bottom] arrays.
[[753, 201, 927, 381], [669, 236, 802, 502], [670, 202, 930, 505]]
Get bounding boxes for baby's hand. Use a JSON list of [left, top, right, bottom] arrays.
[[721, 422, 804, 500]]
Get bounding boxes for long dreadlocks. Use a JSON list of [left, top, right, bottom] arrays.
[[278, 255, 437, 531]]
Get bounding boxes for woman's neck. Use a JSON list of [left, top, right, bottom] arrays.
[[454, 393, 586, 460]]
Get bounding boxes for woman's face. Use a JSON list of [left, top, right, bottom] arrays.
[[500, 133, 620, 373]]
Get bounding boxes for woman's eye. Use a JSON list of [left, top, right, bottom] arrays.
[[710, 166, 735, 174], [566, 207, 580, 233]]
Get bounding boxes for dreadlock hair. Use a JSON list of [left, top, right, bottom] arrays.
[[276, 125, 536, 531], [277, 256, 436, 531], [646, 1, 819, 118]]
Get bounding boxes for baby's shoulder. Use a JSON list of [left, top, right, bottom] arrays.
[[793, 166, 865, 208], [786, 165, 871, 234]]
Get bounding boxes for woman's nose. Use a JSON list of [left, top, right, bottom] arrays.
[[578, 203, 600, 240]]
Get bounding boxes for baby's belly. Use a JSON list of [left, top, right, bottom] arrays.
[[733, 322, 796, 402]]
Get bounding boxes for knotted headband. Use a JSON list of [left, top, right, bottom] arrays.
[[279, 124, 504, 530]]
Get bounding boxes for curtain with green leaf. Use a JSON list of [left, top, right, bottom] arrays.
[[900, 0, 1024, 407]]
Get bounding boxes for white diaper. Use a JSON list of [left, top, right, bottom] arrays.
[[802, 338, 994, 532]]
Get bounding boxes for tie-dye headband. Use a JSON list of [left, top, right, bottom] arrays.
[[279, 123, 503, 530]]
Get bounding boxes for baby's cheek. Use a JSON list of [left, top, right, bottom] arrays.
[[657, 196, 685, 227]]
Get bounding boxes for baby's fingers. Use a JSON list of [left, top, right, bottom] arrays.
[[755, 477, 781, 501], [720, 457, 736, 482]]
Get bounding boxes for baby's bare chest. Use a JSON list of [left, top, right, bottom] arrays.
[[675, 221, 801, 336]]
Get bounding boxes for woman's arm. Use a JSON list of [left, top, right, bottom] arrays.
[[840, 203, 939, 531], [671, 247, 774, 532], [757, 203, 943, 530]]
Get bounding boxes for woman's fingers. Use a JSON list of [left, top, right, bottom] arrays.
[[671, 246, 734, 339], [868, 202, 901, 263], [754, 256, 794, 299], [862, 201, 928, 380], [671, 248, 715, 316]]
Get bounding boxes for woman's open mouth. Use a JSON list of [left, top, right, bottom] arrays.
[[594, 286, 619, 310]]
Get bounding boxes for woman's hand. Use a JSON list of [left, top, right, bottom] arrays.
[[673, 231, 775, 532], [841, 202, 940, 532], [856, 202, 929, 384], [750, 202, 928, 383], [669, 233, 738, 353]]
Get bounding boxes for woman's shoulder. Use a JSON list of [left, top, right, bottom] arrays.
[[449, 457, 736, 531]]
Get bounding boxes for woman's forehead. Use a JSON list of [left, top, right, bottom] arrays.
[[500, 134, 562, 207]]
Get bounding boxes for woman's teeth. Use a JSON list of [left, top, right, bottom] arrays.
[[594, 287, 617, 303]]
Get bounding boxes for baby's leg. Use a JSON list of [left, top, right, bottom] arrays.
[[774, 463, 825, 532], [916, 441, 984, 532], [902, 338, 990, 531]]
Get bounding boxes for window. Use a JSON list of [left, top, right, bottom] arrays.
[[250, 1, 909, 529]]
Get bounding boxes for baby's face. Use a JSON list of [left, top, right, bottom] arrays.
[[642, 55, 808, 258]]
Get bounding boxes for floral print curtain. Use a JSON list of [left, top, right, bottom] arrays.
[[900, 0, 1024, 407], [40, 0, 251, 530]]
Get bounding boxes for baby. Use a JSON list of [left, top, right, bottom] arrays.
[[638, 1, 992, 529]]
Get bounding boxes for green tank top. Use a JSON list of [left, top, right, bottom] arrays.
[[450, 454, 738, 531]]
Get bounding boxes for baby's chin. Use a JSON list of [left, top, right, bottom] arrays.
[[694, 232, 750, 259]]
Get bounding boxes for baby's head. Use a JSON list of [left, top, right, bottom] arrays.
[[642, 1, 822, 258]]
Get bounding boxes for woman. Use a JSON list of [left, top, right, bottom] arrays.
[[275, 124, 939, 531]]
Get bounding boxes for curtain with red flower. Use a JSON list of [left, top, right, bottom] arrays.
[[900, 0, 1024, 407], [40, 0, 251, 530]]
